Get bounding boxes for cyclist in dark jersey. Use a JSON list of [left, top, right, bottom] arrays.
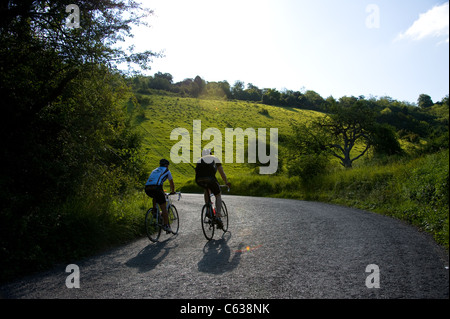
[[195, 149, 231, 229], [145, 159, 176, 233]]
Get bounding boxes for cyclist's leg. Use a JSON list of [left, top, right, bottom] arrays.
[[154, 188, 169, 226], [160, 202, 169, 225], [213, 193, 224, 230], [203, 188, 210, 205], [196, 177, 212, 205], [145, 185, 158, 212], [210, 180, 222, 217], [215, 193, 222, 217]]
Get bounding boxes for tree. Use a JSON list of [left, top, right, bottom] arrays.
[[203, 81, 231, 99], [304, 90, 325, 111], [154, 72, 173, 83], [289, 97, 379, 169], [418, 94, 433, 109], [370, 124, 404, 156], [150, 72, 173, 90], [442, 94, 449, 107], [319, 98, 377, 168], [0, 0, 154, 282], [1, 0, 157, 141], [285, 121, 331, 180], [231, 80, 245, 100], [193, 75, 205, 97], [280, 89, 297, 106], [1, 0, 154, 184], [262, 88, 281, 105], [245, 83, 263, 101], [325, 96, 337, 111], [218, 81, 232, 99]]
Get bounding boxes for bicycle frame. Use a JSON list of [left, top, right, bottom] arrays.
[[206, 185, 230, 204], [201, 185, 229, 240], [154, 192, 182, 213], [165, 192, 182, 210], [145, 192, 181, 242]]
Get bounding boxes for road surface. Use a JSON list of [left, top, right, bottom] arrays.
[[1, 194, 448, 299]]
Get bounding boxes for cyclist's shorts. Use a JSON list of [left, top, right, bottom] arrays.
[[196, 176, 221, 196], [145, 185, 165, 205]]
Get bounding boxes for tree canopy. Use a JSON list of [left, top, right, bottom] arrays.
[[0, 0, 155, 282]]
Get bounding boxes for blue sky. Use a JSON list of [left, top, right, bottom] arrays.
[[126, 0, 449, 104]]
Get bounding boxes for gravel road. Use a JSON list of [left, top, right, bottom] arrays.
[[1, 194, 448, 299]]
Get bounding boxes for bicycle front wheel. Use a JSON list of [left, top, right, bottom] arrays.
[[221, 201, 229, 232], [201, 204, 214, 241], [145, 208, 161, 242], [168, 205, 179, 235]]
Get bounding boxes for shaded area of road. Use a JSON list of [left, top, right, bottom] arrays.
[[1, 194, 448, 298]]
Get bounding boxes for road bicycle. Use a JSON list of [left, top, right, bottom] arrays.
[[145, 192, 181, 242], [201, 185, 229, 241]]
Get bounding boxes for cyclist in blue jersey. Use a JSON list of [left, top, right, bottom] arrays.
[[145, 159, 176, 233]]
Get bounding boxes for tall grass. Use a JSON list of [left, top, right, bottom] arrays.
[[326, 151, 448, 247]]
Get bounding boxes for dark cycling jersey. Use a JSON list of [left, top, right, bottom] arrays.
[[195, 155, 221, 178], [195, 155, 221, 195]]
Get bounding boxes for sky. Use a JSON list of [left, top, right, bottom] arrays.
[[124, 0, 449, 104]]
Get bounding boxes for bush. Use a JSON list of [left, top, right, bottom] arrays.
[[287, 153, 329, 184]]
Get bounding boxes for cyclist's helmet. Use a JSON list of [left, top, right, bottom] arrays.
[[202, 148, 212, 157], [159, 158, 170, 166]]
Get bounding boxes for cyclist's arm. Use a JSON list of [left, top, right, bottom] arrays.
[[217, 164, 230, 186], [169, 179, 175, 193]]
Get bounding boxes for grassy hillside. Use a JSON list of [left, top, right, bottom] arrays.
[[132, 91, 324, 186]]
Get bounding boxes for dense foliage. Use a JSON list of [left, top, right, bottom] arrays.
[[0, 0, 154, 282]]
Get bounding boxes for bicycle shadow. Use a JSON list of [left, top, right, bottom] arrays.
[[125, 239, 177, 273], [197, 232, 244, 274]]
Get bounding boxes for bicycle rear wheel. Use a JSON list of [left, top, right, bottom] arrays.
[[168, 205, 179, 235], [220, 201, 229, 232], [201, 204, 214, 240], [145, 208, 161, 242]]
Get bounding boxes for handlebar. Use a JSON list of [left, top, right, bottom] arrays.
[[219, 185, 230, 192], [165, 191, 182, 201]]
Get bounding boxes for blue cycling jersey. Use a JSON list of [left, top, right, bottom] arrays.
[[145, 166, 173, 186]]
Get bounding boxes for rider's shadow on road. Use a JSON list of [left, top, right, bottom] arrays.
[[125, 240, 177, 273], [197, 232, 243, 274]]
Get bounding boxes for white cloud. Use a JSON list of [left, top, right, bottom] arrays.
[[396, 2, 449, 43]]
